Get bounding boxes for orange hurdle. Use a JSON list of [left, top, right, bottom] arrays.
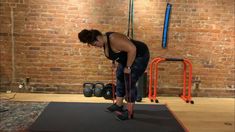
[[148, 57, 194, 104]]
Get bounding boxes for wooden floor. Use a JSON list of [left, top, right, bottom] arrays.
[[1, 93, 234, 132]]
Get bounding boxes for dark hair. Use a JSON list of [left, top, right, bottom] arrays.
[[78, 29, 102, 44]]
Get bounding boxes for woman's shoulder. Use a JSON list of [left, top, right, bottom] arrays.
[[106, 32, 128, 43]]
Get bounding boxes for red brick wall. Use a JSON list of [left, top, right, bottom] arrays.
[[0, 0, 234, 97]]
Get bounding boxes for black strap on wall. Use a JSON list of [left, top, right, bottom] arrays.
[[127, 0, 134, 39]]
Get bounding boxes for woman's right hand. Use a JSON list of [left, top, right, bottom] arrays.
[[124, 67, 131, 74]]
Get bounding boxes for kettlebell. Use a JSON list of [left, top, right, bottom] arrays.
[[83, 82, 94, 97], [94, 82, 104, 97]]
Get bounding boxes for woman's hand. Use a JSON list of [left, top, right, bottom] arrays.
[[124, 67, 131, 74]]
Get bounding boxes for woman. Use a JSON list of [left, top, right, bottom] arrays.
[[78, 29, 150, 120]]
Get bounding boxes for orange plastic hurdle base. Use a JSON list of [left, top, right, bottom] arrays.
[[148, 57, 194, 104]]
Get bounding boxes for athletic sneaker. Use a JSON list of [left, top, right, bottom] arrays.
[[115, 109, 134, 121], [106, 103, 123, 113]]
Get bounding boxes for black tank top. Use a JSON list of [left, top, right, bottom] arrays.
[[104, 32, 149, 66]]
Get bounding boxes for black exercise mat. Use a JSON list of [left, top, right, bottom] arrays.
[[29, 102, 187, 132]]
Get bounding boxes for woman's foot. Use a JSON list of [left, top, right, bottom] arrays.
[[106, 103, 123, 113], [115, 109, 134, 121]]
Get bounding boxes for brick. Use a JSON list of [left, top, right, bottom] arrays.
[[50, 68, 62, 72]]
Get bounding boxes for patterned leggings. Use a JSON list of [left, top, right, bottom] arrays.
[[115, 52, 149, 102]]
